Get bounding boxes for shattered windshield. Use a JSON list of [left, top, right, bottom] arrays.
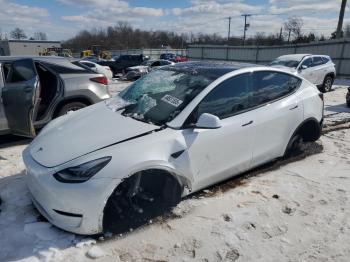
[[270, 59, 300, 68], [106, 68, 214, 125]]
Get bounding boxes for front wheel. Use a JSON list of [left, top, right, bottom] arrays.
[[57, 102, 87, 116], [320, 75, 333, 93]]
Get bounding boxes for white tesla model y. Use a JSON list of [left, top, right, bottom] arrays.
[[23, 61, 324, 235]]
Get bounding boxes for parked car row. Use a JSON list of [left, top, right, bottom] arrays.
[[160, 53, 188, 63]]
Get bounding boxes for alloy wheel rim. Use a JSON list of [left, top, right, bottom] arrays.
[[325, 78, 332, 91]]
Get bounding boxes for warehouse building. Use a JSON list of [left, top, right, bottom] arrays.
[[0, 39, 61, 56]]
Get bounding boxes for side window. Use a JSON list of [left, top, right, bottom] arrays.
[[251, 71, 301, 106], [83, 62, 95, 68], [196, 73, 252, 120], [322, 57, 330, 63], [151, 61, 161, 67], [312, 56, 324, 67], [301, 57, 313, 68], [6, 59, 36, 83]]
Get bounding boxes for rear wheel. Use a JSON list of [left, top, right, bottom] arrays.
[[320, 75, 333, 93], [103, 170, 182, 234], [284, 134, 303, 158], [57, 102, 87, 116]]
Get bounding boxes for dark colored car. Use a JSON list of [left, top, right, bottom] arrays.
[[98, 54, 146, 76], [346, 87, 350, 107], [160, 53, 176, 61]]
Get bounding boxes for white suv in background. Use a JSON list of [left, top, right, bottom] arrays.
[[270, 54, 336, 92]]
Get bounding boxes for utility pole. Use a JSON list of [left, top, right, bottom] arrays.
[[242, 14, 252, 46], [227, 17, 231, 43], [336, 0, 347, 38]]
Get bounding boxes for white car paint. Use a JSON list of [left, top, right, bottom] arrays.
[[270, 54, 336, 88], [79, 60, 113, 81], [23, 63, 323, 235]]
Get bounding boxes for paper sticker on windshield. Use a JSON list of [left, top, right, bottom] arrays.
[[161, 95, 183, 107]]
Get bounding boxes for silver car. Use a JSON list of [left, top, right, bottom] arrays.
[[0, 56, 111, 137]]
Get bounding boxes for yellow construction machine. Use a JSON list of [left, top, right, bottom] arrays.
[[80, 45, 112, 59]]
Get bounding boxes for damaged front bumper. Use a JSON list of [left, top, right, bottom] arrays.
[[23, 147, 121, 235]]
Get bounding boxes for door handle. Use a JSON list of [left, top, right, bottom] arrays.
[[242, 120, 253, 127], [289, 105, 298, 110]]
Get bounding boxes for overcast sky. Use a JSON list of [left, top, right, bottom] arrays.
[[0, 0, 348, 41]]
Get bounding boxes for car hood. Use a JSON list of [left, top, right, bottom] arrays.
[[29, 102, 158, 168]]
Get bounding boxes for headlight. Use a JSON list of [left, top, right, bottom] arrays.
[[54, 157, 111, 183], [138, 68, 147, 73]]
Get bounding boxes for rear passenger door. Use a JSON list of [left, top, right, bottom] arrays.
[[2, 59, 40, 137], [311, 56, 327, 85], [250, 71, 303, 167]]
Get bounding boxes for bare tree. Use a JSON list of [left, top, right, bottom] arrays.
[[33, 32, 47, 40], [10, 28, 27, 40], [284, 16, 303, 40]]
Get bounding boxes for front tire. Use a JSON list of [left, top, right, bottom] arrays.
[[320, 75, 333, 93], [57, 102, 87, 116], [103, 171, 182, 234]]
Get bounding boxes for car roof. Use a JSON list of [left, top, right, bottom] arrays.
[[0, 55, 75, 62], [276, 54, 311, 61], [164, 61, 258, 79]]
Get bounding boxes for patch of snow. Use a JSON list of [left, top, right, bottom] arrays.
[[86, 246, 105, 259]]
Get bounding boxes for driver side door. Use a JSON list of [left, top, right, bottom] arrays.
[[2, 59, 40, 137], [181, 73, 257, 191]]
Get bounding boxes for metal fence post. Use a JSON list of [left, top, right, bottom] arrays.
[[338, 40, 346, 75], [255, 46, 260, 64], [201, 47, 204, 60]]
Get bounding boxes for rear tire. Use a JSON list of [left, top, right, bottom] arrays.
[[284, 134, 303, 158], [57, 102, 87, 116], [320, 75, 333, 93]]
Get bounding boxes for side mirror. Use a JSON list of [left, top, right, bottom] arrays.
[[301, 65, 308, 70], [195, 113, 222, 129]]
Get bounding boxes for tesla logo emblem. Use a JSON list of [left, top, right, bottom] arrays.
[[36, 147, 43, 153]]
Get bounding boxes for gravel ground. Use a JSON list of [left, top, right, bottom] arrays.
[[0, 81, 349, 262]]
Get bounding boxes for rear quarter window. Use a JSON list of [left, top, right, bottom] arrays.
[[322, 56, 330, 63], [251, 71, 302, 106]]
